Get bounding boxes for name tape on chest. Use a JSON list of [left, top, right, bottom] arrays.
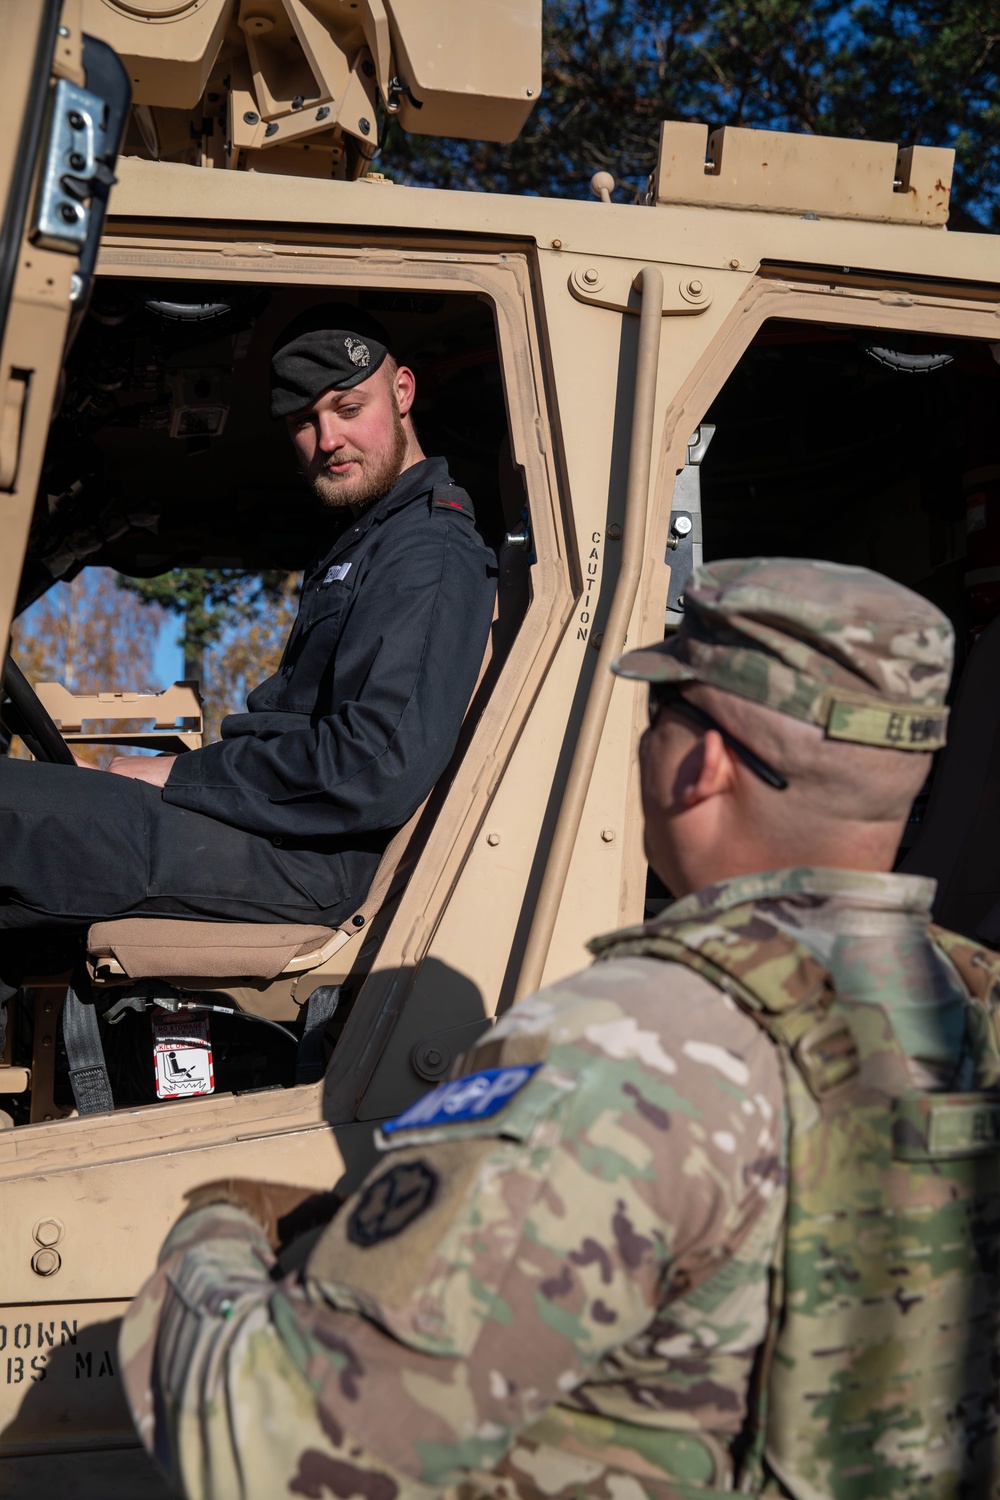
[[323, 562, 352, 585], [382, 1063, 541, 1136]]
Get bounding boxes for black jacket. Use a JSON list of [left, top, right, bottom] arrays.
[[163, 458, 497, 874]]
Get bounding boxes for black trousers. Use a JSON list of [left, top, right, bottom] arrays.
[[0, 760, 378, 994]]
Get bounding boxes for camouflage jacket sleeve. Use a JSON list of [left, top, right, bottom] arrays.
[[119, 956, 786, 1500]]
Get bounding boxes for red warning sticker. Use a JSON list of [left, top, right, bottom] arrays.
[[152, 1012, 215, 1100]]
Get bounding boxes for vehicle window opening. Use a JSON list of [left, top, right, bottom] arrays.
[[1, 278, 534, 1124], [15, 278, 524, 611], [646, 317, 1000, 918]]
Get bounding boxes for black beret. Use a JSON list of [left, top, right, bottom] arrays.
[[270, 304, 391, 419]]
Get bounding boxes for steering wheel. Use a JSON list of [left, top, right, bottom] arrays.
[[0, 656, 75, 765]]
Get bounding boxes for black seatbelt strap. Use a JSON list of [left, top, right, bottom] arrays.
[[296, 984, 340, 1085], [62, 985, 115, 1115]]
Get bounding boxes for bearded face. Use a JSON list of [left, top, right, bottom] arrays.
[[287, 363, 411, 513]]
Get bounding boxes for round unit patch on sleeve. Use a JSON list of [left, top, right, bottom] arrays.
[[347, 1160, 438, 1247]]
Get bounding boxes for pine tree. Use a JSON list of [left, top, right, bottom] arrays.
[[116, 569, 296, 687], [381, 0, 999, 230]]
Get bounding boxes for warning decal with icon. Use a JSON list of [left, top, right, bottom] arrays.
[[152, 1013, 215, 1100]]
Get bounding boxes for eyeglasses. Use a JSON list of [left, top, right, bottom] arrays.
[[647, 684, 789, 791]]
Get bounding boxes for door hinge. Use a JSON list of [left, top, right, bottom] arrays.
[[32, 77, 113, 254]]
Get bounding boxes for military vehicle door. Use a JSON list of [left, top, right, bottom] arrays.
[[0, 1, 128, 657]]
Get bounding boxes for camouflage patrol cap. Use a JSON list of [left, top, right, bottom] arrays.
[[613, 557, 953, 751]]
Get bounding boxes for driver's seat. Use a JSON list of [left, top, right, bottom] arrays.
[[82, 804, 419, 990], [85, 805, 416, 990], [35, 813, 421, 1118], [87, 918, 342, 989]]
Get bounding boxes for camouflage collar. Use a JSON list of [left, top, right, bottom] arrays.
[[659, 866, 937, 926]]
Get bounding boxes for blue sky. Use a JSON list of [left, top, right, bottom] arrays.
[[153, 619, 184, 689]]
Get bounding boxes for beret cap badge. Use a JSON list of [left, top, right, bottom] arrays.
[[345, 337, 371, 369], [268, 310, 389, 420]]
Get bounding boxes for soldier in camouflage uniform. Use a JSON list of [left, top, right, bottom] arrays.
[[120, 557, 1000, 1499]]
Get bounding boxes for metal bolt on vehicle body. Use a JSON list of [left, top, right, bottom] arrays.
[[667, 513, 693, 551], [570, 264, 606, 296], [679, 277, 711, 306], [33, 1218, 64, 1246], [412, 1040, 451, 1080]]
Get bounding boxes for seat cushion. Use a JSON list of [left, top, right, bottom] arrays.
[[88, 917, 336, 985]]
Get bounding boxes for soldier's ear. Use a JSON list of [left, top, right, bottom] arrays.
[[680, 728, 735, 808], [393, 364, 416, 418]]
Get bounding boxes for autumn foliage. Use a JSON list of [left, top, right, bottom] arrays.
[[11, 569, 300, 762], [11, 571, 166, 766]]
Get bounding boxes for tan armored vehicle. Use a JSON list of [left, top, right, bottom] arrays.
[[1, 1, 998, 1491]]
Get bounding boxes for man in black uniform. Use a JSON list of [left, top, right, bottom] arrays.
[[0, 310, 497, 995]]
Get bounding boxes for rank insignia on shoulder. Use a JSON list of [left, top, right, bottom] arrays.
[[431, 484, 474, 520], [382, 1064, 541, 1136]]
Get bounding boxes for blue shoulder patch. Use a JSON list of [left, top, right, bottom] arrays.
[[382, 1064, 541, 1136]]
